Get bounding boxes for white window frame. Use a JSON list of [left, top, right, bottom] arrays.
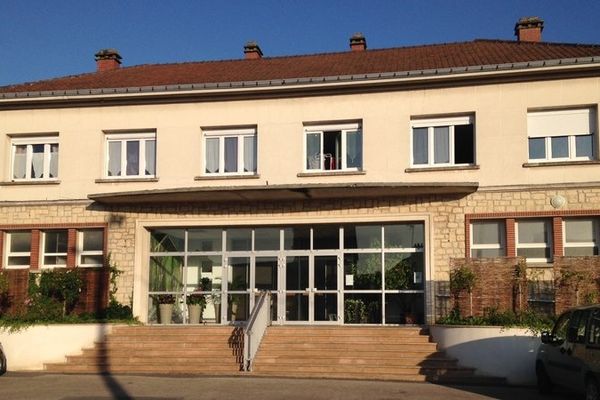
[[527, 108, 596, 162], [77, 229, 105, 268], [516, 219, 553, 263], [470, 220, 506, 258], [410, 116, 475, 167], [105, 132, 156, 178], [202, 127, 257, 176], [11, 136, 59, 181], [563, 218, 599, 256], [4, 231, 31, 269], [41, 230, 68, 269], [303, 122, 362, 172]]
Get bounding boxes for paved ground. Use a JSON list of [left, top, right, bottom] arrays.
[[0, 373, 579, 400]]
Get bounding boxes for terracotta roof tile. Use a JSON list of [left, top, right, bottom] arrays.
[[2, 40, 599, 94]]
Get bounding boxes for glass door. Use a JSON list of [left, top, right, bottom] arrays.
[[313, 255, 340, 323]]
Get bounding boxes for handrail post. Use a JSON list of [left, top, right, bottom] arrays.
[[243, 290, 271, 371]]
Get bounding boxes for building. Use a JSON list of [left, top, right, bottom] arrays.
[[0, 17, 599, 326]]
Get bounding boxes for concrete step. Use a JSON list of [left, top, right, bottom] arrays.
[[79, 348, 241, 358], [45, 364, 244, 374], [266, 327, 429, 336], [261, 336, 432, 344], [65, 355, 242, 365], [251, 363, 474, 375], [258, 342, 438, 351], [254, 356, 458, 367]]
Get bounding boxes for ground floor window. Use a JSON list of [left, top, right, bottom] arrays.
[[147, 222, 426, 325]]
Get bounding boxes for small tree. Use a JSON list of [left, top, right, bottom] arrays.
[[449, 265, 477, 316]]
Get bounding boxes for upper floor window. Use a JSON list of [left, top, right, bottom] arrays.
[[203, 127, 257, 175], [5, 231, 31, 268], [11, 137, 59, 181], [470, 220, 506, 258], [564, 218, 599, 256], [304, 122, 362, 172], [527, 108, 596, 162], [516, 219, 552, 263], [106, 132, 156, 178], [411, 116, 474, 167], [42, 230, 68, 268]]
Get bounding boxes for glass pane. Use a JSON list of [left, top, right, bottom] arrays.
[[145, 139, 156, 176], [255, 228, 280, 251], [49, 143, 59, 178], [306, 133, 321, 170], [454, 124, 474, 164], [565, 219, 595, 243], [323, 131, 341, 170], [472, 221, 504, 245], [433, 126, 449, 164], [344, 253, 382, 290], [315, 293, 338, 322], [126, 140, 140, 175], [344, 225, 381, 249], [228, 294, 249, 322], [528, 137, 546, 159], [188, 229, 222, 252], [283, 227, 310, 250], [10, 232, 31, 252], [224, 137, 238, 173], [286, 256, 308, 291], [344, 293, 381, 324], [471, 248, 505, 258], [44, 230, 68, 253], [13, 145, 27, 179], [313, 225, 339, 250], [255, 257, 278, 290], [286, 293, 308, 321], [228, 257, 249, 290], [149, 256, 183, 291], [108, 141, 122, 176], [565, 247, 598, 256], [314, 256, 337, 290], [346, 130, 362, 168], [412, 127, 428, 164], [243, 135, 257, 173], [186, 255, 222, 291], [44, 255, 67, 265], [576, 135, 593, 158], [517, 247, 550, 259], [385, 253, 423, 290], [518, 220, 549, 244], [226, 228, 252, 251], [81, 255, 104, 265], [8, 256, 30, 266], [150, 229, 185, 252], [384, 223, 424, 249], [31, 144, 44, 178], [205, 137, 220, 173], [82, 230, 104, 251], [551, 136, 569, 158], [385, 293, 423, 324]]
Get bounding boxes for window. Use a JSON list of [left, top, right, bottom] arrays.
[[527, 108, 596, 162], [78, 229, 104, 267], [470, 220, 506, 258], [203, 128, 256, 175], [304, 123, 362, 171], [106, 133, 156, 178], [5, 231, 31, 268], [411, 116, 474, 167], [516, 219, 552, 262], [42, 230, 68, 268], [11, 137, 59, 180], [564, 218, 599, 256]]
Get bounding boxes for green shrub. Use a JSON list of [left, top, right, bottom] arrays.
[[437, 307, 554, 335]]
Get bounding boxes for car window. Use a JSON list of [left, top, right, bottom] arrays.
[[553, 312, 571, 343], [588, 309, 600, 346], [570, 310, 591, 344]]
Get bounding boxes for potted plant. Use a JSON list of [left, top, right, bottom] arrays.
[[154, 294, 176, 325], [186, 292, 206, 324], [209, 291, 221, 323]]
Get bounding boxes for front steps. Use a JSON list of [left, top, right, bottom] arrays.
[[44, 326, 244, 375], [251, 326, 504, 384]]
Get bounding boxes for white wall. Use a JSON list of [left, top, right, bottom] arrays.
[[0, 324, 112, 371], [430, 325, 541, 385]]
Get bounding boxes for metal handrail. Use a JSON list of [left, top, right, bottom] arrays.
[[243, 291, 271, 371]]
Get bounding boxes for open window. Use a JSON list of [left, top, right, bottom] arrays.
[[411, 116, 474, 167], [304, 122, 362, 172]]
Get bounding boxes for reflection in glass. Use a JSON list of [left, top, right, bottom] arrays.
[[286, 293, 308, 321], [384, 223, 424, 248], [385, 253, 423, 290], [186, 255, 222, 291], [151, 229, 185, 252], [314, 256, 337, 290], [255, 257, 278, 290], [385, 293, 424, 324], [315, 293, 337, 321], [344, 293, 381, 324], [344, 253, 381, 290], [314, 225, 339, 249], [149, 256, 183, 291], [286, 256, 309, 291], [284, 227, 310, 250], [255, 228, 280, 251], [228, 294, 249, 321], [188, 229, 222, 252], [228, 257, 250, 290], [344, 225, 380, 249], [226, 228, 252, 251]]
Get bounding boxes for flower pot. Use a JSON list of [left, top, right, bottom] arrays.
[[159, 303, 173, 325], [188, 304, 202, 324]]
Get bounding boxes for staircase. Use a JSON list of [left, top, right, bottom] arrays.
[[44, 325, 244, 374], [251, 326, 504, 383]]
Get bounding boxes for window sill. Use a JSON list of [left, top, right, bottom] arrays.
[[0, 180, 61, 186], [297, 170, 366, 177], [95, 177, 159, 183], [522, 160, 600, 168], [405, 165, 479, 173], [194, 174, 261, 181]]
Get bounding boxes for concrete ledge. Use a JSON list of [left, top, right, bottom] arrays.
[[430, 325, 540, 385]]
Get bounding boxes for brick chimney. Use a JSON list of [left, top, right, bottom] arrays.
[[349, 33, 367, 51], [94, 49, 122, 72], [244, 41, 263, 59], [514, 17, 544, 42]]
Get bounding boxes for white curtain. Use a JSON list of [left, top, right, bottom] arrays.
[[126, 141, 140, 175], [205, 138, 219, 173], [346, 130, 362, 168], [434, 126, 449, 164], [49, 144, 59, 178], [31, 145, 44, 178], [108, 142, 122, 176], [306, 133, 321, 169], [224, 137, 238, 173], [145, 140, 156, 175], [243, 136, 256, 173], [13, 145, 27, 179], [412, 128, 428, 164]]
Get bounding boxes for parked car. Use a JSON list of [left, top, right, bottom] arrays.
[[0, 342, 5, 375], [536, 304, 600, 399]]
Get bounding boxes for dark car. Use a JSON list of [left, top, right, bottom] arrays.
[[536, 304, 600, 399]]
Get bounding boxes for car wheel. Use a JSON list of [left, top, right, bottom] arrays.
[[586, 377, 600, 400], [536, 364, 553, 394]]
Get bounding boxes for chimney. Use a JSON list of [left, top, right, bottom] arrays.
[[349, 33, 367, 51], [514, 17, 544, 42], [244, 41, 263, 59], [95, 49, 122, 72]]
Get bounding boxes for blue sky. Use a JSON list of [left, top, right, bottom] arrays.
[[1, 0, 599, 86]]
